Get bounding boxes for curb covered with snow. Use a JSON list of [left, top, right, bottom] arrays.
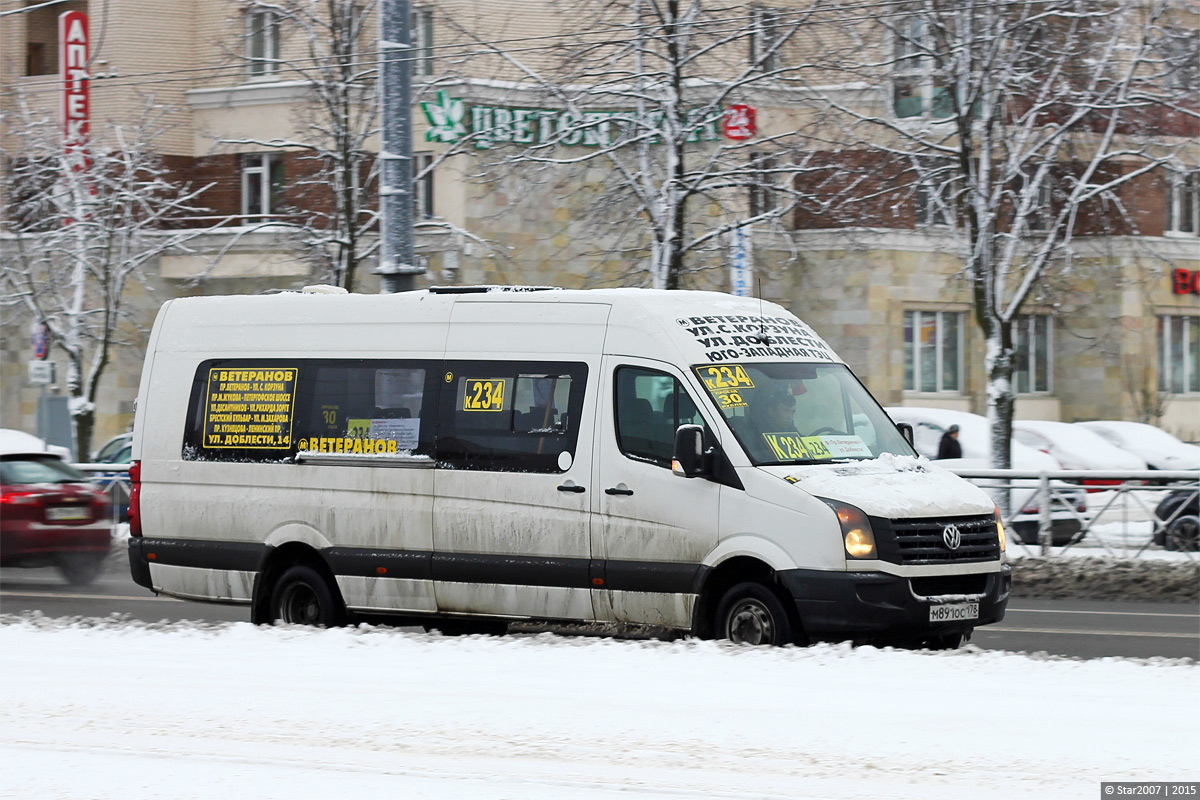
[[1, 616, 1195, 800], [1010, 556, 1199, 602]]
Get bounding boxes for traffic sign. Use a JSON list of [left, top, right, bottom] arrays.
[[722, 104, 757, 140], [31, 321, 49, 360], [29, 361, 56, 385]]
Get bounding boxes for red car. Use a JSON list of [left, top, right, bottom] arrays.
[[1, 430, 112, 584]]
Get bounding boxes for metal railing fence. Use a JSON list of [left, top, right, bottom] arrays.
[[950, 469, 1198, 559]]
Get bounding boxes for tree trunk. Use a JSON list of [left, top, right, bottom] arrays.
[[74, 402, 94, 464]]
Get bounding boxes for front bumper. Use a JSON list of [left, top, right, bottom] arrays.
[[778, 565, 1011, 643]]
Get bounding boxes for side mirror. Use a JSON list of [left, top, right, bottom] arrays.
[[896, 422, 914, 447], [672, 424, 709, 478]]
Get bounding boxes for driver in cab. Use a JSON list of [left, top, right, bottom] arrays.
[[751, 386, 799, 437], [739, 384, 833, 463], [737, 385, 803, 462]]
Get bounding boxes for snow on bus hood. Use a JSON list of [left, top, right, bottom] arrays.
[[759, 454, 996, 519]]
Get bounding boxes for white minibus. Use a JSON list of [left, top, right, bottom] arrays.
[[128, 286, 1009, 647]]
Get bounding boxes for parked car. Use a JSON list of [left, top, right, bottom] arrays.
[[92, 432, 133, 464], [90, 433, 133, 523], [1075, 421, 1200, 473], [884, 408, 1088, 546], [1011, 419, 1147, 491], [1154, 487, 1199, 551], [1, 429, 112, 584]]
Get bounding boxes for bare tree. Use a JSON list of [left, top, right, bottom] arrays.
[[800, 0, 1198, 469], [221, 0, 499, 290], [1, 100, 212, 458], [222, 0, 381, 291], [436, 0, 822, 289]]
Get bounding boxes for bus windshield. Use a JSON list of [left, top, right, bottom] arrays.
[[693, 362, 915, 466]]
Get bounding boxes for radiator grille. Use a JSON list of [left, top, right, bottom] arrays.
[[872, 514, 999, 566]]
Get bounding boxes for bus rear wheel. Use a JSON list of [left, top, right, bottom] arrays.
[[270, 565, 345, 627]]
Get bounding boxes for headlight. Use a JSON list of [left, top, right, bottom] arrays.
[[994, 507, 1006, 553], [822, 499, 877, 559]]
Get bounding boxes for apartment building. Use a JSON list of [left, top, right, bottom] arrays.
[[1, 0, 1197, 444]]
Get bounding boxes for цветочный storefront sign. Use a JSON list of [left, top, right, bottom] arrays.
[[421, 91, 756, 150]]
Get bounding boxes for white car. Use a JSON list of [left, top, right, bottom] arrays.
[[884, 408, 1058, 468], [0, 429, 72, 461], [885, 408, 1087, 546], [1012, 419, 1147, 491], [1075, 421, 1200, 473]]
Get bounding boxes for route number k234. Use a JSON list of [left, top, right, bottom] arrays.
[[463, 378, 506, 412]]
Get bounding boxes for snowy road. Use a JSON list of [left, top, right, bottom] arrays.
[[1, 617, 1195, 800]]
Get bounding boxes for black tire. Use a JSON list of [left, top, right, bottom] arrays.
[[57, 555, 105, 586], [714, 582, 796, 646], [269, 565, 345, 627], [1165, 515, 1200, 552]]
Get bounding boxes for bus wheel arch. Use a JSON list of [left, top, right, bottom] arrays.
[[692, 556, 803, 645], [252, 542, 346, 626]]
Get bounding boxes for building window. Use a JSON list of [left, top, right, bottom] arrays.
[[1163, 28, 1199, 91], [1159, 316, 1200, 394], [1018, 164, 1056, 233], [1014, 314, 1053, 394], [411, 6, 434, 77], [904, 310, 962, 393], [1166, 171, 1198, 236], [241, 154, 285, 220], [26, 42, 48, 76], [1026, 179, 1054, 232], [892, 16, 951, 119], [914, 158, 957, 227], [748, 152, 777, 218], [413, 152, 434, 218], [247, 9, 280, 78], [915, 178, 954, 227], [750, 7, 783, 73]]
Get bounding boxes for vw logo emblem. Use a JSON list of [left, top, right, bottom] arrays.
[[942, 524, 962, 550]]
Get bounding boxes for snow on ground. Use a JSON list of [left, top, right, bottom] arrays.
[[1, 617, 1195, 800]]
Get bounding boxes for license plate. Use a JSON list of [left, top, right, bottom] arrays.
[[929, 602, 979, 623], [46, 506, 90, 522]]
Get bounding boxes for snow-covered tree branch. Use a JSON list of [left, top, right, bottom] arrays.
[[440, 0, 824, 289], [1, 99, 214, 458], [223, 0, 382, 291], [798, 0, 1198, 473]]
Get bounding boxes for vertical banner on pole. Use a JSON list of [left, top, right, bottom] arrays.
[[59, 11, 90, 158], [60, 9, 91, 227], [729, 224, 753, 297]]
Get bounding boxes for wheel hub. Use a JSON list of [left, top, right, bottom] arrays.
[[727, 600, 774, 645], [279, 584, 320, 624]]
